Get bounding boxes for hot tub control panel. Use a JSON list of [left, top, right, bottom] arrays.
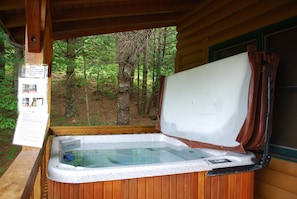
[[208, 159, 231, 164]]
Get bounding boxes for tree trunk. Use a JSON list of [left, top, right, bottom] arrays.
[[65, 38, 76, 118], [83, 55, 90, 125], [117, 60, 132, 125], [116, 30, 152, 125], [140, 40, 148, 115], [137, 62, 140, 114], [95, 65, 100, 100], [147, 28, 165, 114]]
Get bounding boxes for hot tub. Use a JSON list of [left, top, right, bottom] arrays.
[[48, 49, 274, 199], [48, 133, 255, 183]]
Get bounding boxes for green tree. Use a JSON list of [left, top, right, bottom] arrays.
[[65, 38, 77, 118], [139, 34, 149, 115], [116, 30, 152, 125], [80, 35, 116, 100], [146, 27, 175, 115], [134, 27, 176, 117], [50, 28, 176, 126], [0, 29, 4, 82], [0, 28, 19, 132], [0, 76, 17, 130], [52, 38, 84, 118]]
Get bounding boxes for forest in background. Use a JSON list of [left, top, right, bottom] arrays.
[[50, 27, 177, 126], [0, 27, 177, 175]]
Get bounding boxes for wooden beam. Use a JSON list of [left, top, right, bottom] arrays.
[[52, 12, 179, 40], [52, 2, 195, 22], [51, 0, 137, 6], [25, 0, 41, 52], [3, 12, 26, 28], [0, 0, 24, 10], [53, 13, 177, 31], [53, 21, 176, 40], [51, 0, 199, 6]]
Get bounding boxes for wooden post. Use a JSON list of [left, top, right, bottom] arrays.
[[25, 0, 53, 112], [23, 0, 53, 196], [0, 0, 54, 198]]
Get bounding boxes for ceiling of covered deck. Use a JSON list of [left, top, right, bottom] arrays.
[[0, 0, 198, 46]]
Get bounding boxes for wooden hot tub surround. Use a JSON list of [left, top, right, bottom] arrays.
[[47, 126, 255, 199], [48, 171, 254, 199]]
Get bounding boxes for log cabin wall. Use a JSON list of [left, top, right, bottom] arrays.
[[175, 0, 297, 71], [175, 1, 297, 198], [254, 158, 297, 199]]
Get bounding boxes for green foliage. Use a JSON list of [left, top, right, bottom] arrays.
[[52, 28, 175, 93], [0, 76, 17, 130], [0, 28, 20, 175], [52, 40, 68, 74], [52, 35, 118, 96], [0, 28, 19, 70], [76, 76, 87, 87], [5, 146, 19, 161], [50, 28, 177, 126], [151, 27, 176, 76]]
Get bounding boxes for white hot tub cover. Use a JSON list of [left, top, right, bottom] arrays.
[[157, 46, 280, 153]]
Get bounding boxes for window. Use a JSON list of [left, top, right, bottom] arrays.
[[209, 17, 297, 161], [265, 25, 297, 160], [211, 38, 257, 61]]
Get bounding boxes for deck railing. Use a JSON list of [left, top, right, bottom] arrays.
[[0, 131, 50, 199]]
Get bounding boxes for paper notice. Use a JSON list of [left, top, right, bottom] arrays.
[[13, 112, 49, 148]]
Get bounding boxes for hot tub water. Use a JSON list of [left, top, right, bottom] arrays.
[[61, 141, 211, 168]]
